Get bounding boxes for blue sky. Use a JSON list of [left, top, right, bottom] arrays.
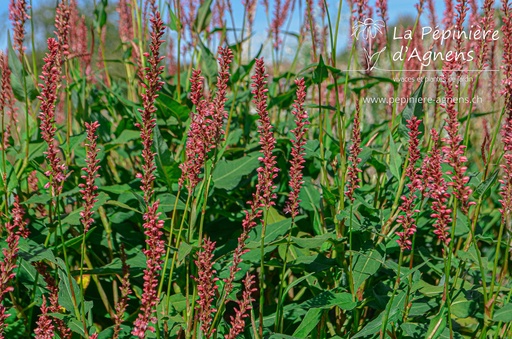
[[0, 0, 456, 54]]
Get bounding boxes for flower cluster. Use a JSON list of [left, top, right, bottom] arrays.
[[253, 58, 279, 208], [113, 245, 131, 339], [500, 113, 512, 223], [179, 47, 234, 193], [8, 0, 30, 56], [0, 53, 13, 153], [346, 102, 362, 202], [224, 58, 278, 297], [225, 273, 257, 339], [135, 9, 165, 203], [502, 0, 512, 98], [440, 0, 474, 214], [34, 263, 72, 338], [54, 0, 70, 59], [34, 296, 54, 339], [212, 47, 234, 144], [475, 0, 496, 69], [396, 117, 422, 250], [132, 202, 165, 337], [38, 38, 67, 197], [79, 121, 101, 233], [284, 78, 309, 219], [243, 0, 257, 32], [270, 0, 292, 51], [132, 8, 166, 337], [500, 0, 512, 223], [69, 0, 90, 71], [117, 0, 134, 43], [422, 129, 452, 246], [0, 196, 28, 337], [194, 238, 219, 337]]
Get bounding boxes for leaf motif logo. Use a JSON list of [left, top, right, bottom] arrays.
[[352, 18, 387, 71]]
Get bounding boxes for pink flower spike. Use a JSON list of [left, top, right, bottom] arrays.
[[34, 296, 55, 339], [396, 117, 422, 251], [252, 58, 279, 209], [38, 37, 67, 198], [346, 101, 362, 202], [132, 7, 166, 338], [79, 121, 101, 233], [0, 196, 29, 337], [225, 273, 257, 339], [284, 78, 309, 219], [8, 0, 30, 57], [194, 238, 219, 337]]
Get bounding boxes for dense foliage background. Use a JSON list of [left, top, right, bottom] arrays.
[[1, 0, 512, 338]]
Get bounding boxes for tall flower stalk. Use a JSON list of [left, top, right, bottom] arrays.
[[132, 6, 165, 337], [210, 58, 278, 336], [194, 238, 218, 338], [345, 101, 362, 203], [8, 0, 30, 57], [78, 121, 100, 334], [277, 78, 308, 331], [0, 196, 28, 338], [38, 38, 67, 204], [34, 296, 54, 339], [113, 245, 131, 339], [284, 78, 309, 219], [225, 273, 256, 339], [396, 117, 422, 250], [34, 263, 71, 338], [251, 57, 279, 337], [423, 129, 452, 246]]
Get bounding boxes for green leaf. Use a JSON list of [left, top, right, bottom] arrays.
[[298, 180, 320, 212], [312, 56, 328, 85], [104, 200, 142, 214], [212, 152, 259, 190], [18, 239, 57, 263], [401, 80, 425, 122], [158, 193, 186, 211], [290, 254, 337, 272], [247, 218, 291, 244], [352, 247, 385, 292], [493, 303, 512, 322], [7, 35, 38, 101], [451, 291, 477, 318], [292, 308, 322, 338], [352, 312, 384, 338], [177, 242, 193, 262], [301, 291, 356, 310], [93, 0, 107, 29], [388, 133, 402, 179], [425, 307, 447, 339], [455, 211, 469, 237], [473, 170, 499, 199], [352, 291, 406, 338], [54, 228, 96, 251], [100, 184, 132, 194], [111, 130, 140, 144], [167, 8, 179, 31], [67, 317, 86, 336], [198, 38, 217, 80], [292, 233, 334, 249], [194, 0, 213, 32], [153, 125, 174, 189], [58, 268, 81, 313], [156, 92, 190, 121]]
